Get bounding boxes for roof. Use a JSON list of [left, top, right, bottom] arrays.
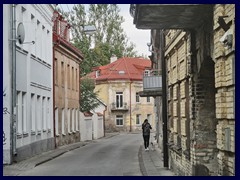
[[88, 57, 151, 81]]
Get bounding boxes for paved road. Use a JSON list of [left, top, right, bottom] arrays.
[[20, 133, 143, 176]]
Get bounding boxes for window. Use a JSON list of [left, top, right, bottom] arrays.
[[144, 70, 150, 76], [47, 97, 51, 130], [55, 58, 58, 85], [136, 92, 140, 103], [42, 97, 46, 131], [37, 95, 41, 132], [136, 114, 141, 125], [116, 92, 123, 108], [116, 115, 123, 126], [72, 108, 75, 132], [76, 68, 78, 91], [67, 64, 70, 88], [147, 96, 151, 103], [22, 92, 27, 133], [72, 67, 74, 90], [68, 108, 71, 133], [61, 61, 64, 87], [31, 94, 36, 133], [55, 108, 59, 135]]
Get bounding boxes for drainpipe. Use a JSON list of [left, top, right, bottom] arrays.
[[129, 81, 132, 132], [161, 29, 169, 167], [11, 4, 17, 162], [52, 42, 56, 148]]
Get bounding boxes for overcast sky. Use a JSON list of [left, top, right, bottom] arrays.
[[60, 4, 150, 57]]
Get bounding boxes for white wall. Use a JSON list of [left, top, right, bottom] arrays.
[[3, 4, 12, 164], [3, 4, 54, 163], [80, 112, 93, 141]]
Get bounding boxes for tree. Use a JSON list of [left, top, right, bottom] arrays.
[[66, 4, 137, 76], [80, 77, 100, 112]]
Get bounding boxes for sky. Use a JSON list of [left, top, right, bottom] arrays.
[[59, 4, 150, 58]]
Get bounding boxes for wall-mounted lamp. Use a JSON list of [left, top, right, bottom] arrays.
[[147, 42, 153, 53], [219, 29, 233, 49]]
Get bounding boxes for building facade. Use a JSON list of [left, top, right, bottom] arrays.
[[52, 11, 84, 147], [89, 57, 156, 132], [131, 4, 235, 176], [3, 4, 55, 164]]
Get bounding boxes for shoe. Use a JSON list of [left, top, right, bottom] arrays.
[[146, 147, 149, 151], [145, 149, 147, 151]]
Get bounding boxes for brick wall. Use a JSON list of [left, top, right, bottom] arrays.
[[213, 4, 235, 176]]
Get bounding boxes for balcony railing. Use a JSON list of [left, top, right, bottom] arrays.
[[111, 102, 128, 111], [140, 69, 162, 97]]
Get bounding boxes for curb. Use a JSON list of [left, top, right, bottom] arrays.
[[138, 145, 148, 176]]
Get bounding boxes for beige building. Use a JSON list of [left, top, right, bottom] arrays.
[[53, 11, 83, 146], [89, 57, 155, 132], [131, 4, 235, 176]]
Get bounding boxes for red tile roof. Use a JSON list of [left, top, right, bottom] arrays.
[[88, 57, 151, 81]]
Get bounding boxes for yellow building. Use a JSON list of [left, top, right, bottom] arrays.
[[89, 56, 155, 132]]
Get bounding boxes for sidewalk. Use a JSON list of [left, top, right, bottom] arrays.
[[138, 145, 175, 176]]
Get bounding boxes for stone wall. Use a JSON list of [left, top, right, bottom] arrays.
[[213, 4, 235, 176]]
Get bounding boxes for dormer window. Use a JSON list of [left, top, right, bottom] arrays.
[[96, 70, 100, 78], [144, 70, 150, 76], [119, 70, 125, 75]]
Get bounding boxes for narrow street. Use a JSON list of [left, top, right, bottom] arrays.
[[19, 133, 142, 176]]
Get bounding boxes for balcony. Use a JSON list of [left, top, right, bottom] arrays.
[[111, 102, 129, 112], [130, 4, 213, 30], [139, 69, 162, 97]]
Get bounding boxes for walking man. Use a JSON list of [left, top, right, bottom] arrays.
[[142, 119, 152, 151]]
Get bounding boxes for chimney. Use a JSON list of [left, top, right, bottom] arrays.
[[110, 54, 118, 63]]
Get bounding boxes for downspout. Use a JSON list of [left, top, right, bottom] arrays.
[[129, 81, 132, 132], [11, 4, 17, 161], [161, 29, 169, 167], [52, 40, 56, 148]]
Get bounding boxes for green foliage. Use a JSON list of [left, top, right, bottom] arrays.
[[80, 78, 100, 112], [65, 4, 137, 76]]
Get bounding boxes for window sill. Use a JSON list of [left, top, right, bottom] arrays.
[[37, 130, 42, 135], [23, 132, 29, 138]]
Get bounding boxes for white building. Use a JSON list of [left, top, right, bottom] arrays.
[[3, 4, 55, 164]]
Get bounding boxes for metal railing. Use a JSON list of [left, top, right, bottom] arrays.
[[111, 102, 128, 111], [143, 69, 162, 91]]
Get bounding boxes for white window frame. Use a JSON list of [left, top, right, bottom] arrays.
[[62, 108, 65, 135], [144, 70, 150, 76], [42, 96, 46, 131], [68, 108, 71, 133], [31, 93, 36, 133], [55, 107, 59, 136], [116, 92, 123, 108], [116, 115, 124, 126], [72, 108, 75, 132], [136, 114, 141, 125]]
